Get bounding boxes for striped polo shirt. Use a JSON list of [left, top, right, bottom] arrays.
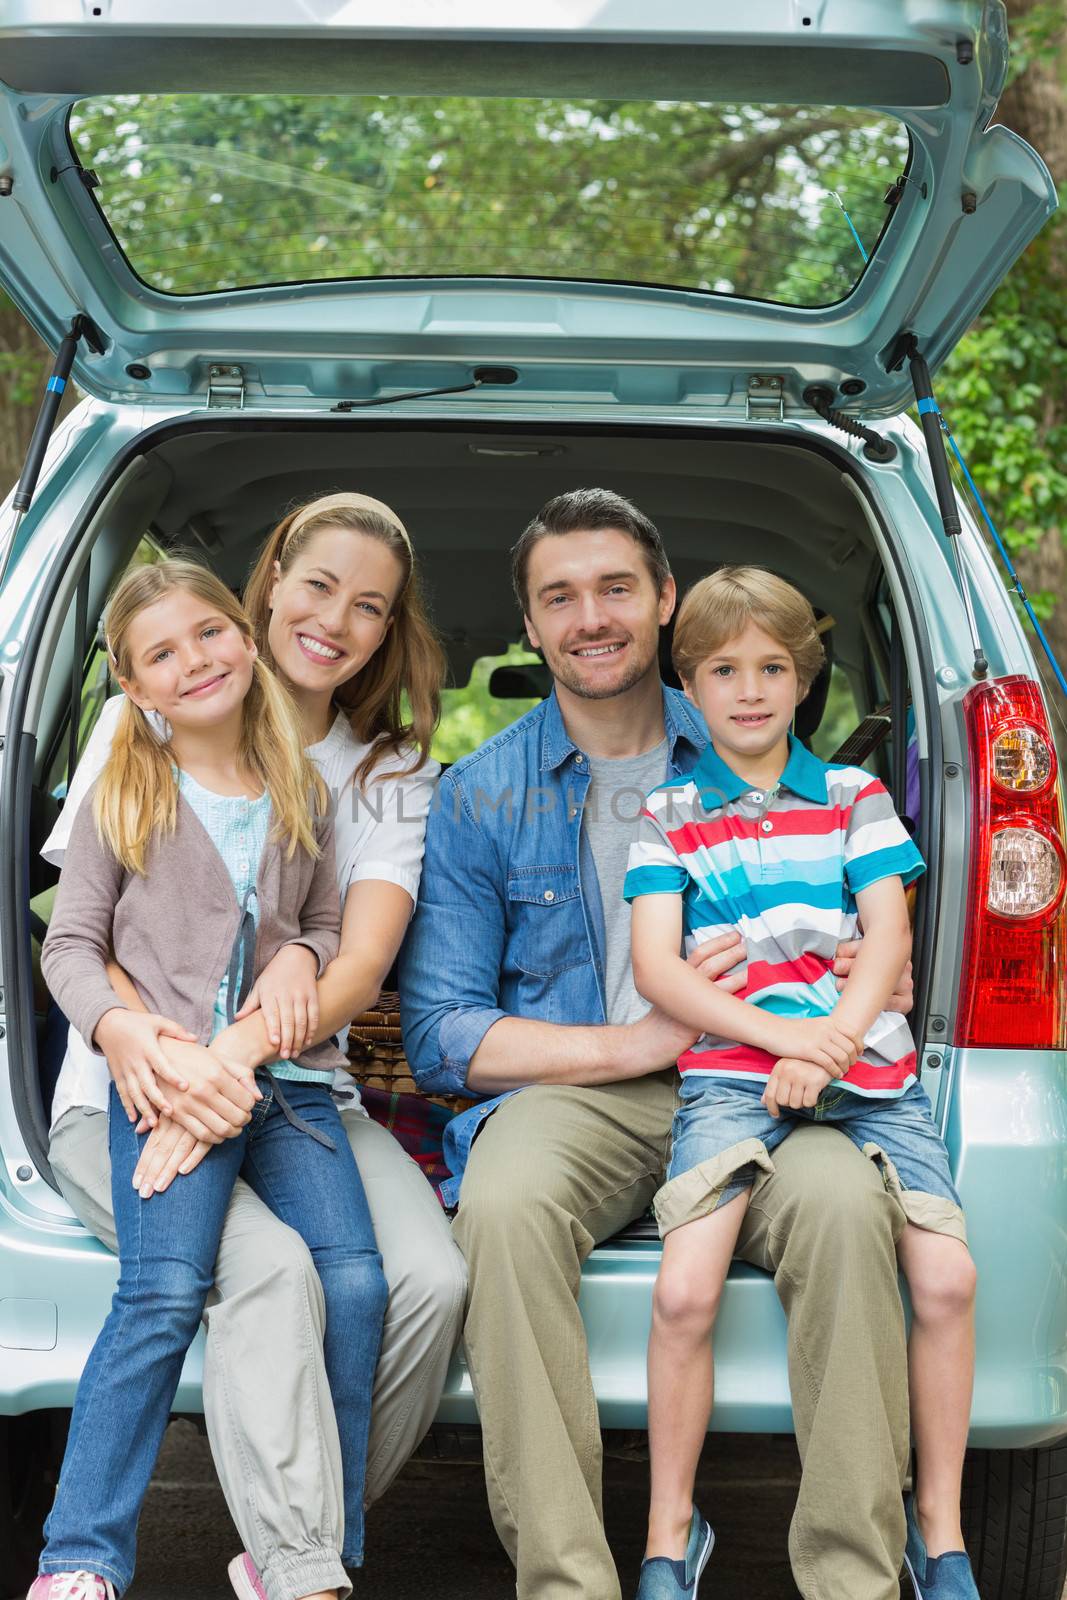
[[623, 734, 925, 1097]]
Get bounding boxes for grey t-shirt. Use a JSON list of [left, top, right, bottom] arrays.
[[582, 739, 669, 1024]]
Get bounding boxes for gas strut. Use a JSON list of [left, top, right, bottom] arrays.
[[897, 333, 989, 681], [0, 313, 104, 588]]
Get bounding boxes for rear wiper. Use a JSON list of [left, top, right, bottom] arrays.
[[331, 366, 517, 412]]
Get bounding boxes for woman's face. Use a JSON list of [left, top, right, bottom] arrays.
[[267, 526, 406, 700]]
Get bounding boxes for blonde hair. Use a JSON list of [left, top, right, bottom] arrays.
[[672, 565, 825, 695], [94, 560, 328, 875], [243, 492, 445, 787]]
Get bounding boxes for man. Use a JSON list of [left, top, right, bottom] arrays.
[[401, 489, 913, 1600]]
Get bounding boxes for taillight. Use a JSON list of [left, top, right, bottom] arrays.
[[958, 676, 1067, 1048]]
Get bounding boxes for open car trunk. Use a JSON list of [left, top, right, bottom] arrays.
[[16, 417, 939, 1185]]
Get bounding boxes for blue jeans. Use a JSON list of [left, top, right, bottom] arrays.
[[655, 1075, 967, 1243], [41, 1080, 388, 1593]]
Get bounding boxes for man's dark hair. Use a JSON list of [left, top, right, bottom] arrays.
[[511, 488, 672, 614]]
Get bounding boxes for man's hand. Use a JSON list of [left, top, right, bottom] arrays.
[[94, 1007, 197, 1127], [688, 929, 747, 990], [132, 1115, 212, 1198], [149, 1038, 260, 1144], [235, 942, 319, 1058], [834, 939, 913, 1014], [762, 1057, 832, 1119], [626, 932, 747, 1071], [764, 1015, 861, 1077]]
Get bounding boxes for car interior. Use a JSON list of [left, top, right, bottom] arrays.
[[15, 420, 924, 1191]]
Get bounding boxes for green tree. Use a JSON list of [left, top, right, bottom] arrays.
[[67, 93, 903, 306], [937, 0, 1067, 712], [432, 643, 542, 765], [3, 40, 1066, 728]]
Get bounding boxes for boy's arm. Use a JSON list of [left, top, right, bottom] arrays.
[[830, 876, 914, 1045], [631, 896, 859, 1073], [630, 895, 799, 1053], [834, 772, 925, 1041]]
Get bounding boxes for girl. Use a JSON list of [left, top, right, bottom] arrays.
[[34, 560, 389, 1600], [43, 494, 464, 1600]]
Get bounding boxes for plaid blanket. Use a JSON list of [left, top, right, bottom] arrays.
[[358, 1084, 454, 1197]]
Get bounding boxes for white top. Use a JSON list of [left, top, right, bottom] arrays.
[[42, 694, 439, 1131]]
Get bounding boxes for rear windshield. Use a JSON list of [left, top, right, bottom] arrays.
[[69, 95, 908, 308]]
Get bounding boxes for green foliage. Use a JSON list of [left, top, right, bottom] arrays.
[[0, 309, 43, 407], [432, 642, 542, 765], [15, 80, 1067, 724], [1004, 1, 1065, 86], [937, 208, 1067, 619], [809, 665, 860, 763], [69, 93, 906, 308]]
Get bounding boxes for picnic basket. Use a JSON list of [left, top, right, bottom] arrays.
[[344, 991, 472, 1110]]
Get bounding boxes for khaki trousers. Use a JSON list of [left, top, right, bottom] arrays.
[[51, 1102, 467, 1600], [453, 1073, 910, 1600]]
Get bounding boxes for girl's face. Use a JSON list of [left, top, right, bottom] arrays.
[[267, 526, 406, 699], [118, 589, 257, 730], [683, 618, 800, 767]]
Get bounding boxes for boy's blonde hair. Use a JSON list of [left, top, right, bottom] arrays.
[[94, 559, 328, 875], [672, 565, 825, 695]]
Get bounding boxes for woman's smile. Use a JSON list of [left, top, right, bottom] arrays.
[[294, 632, 346, 664]]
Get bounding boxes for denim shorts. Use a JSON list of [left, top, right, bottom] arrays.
[[655, 1073, 966, 1243]]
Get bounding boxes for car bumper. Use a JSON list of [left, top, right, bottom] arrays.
[[2, 1050, 1065, 1449]]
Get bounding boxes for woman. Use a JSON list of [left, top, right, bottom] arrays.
[[43, 493, 466, 1600]]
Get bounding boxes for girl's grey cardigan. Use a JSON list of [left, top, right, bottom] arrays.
[[42, 782, 346, 1073]]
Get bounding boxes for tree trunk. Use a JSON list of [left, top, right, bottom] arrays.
[[0, 296, 52, 497], [994, 1, 1067, 705]]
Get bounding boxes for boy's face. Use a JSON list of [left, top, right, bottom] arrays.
[[683, 619, 801, 767]]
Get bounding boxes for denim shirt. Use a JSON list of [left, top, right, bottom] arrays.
[[399, 683, 708, 1207]]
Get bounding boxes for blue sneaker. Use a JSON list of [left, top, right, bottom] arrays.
[[903, 1494, 980, 1599], [635, 1508, 715, 1598]]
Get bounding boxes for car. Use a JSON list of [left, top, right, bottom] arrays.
[[0, 4, 1064, 1597]]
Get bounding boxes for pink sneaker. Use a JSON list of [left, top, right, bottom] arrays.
[[27, 1577, 116, 1600], [227, 1553, 269, 1600]]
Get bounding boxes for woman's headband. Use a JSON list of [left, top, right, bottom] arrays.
[[282, 492, 412, 557]]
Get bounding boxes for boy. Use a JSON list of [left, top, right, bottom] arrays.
[[624, 567, 978, 1600]]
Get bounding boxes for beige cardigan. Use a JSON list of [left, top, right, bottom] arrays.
[[42, 781, 345, 1074]]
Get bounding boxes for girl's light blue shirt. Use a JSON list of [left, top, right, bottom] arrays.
[[178, 770, 334, 1084]]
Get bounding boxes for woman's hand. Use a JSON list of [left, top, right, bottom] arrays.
[[234, 943, 320, 1059], [132, 1115, 212, 1198], [94, 1007, 197, 1127], [762, 1057, 833, 1119], [141, 1037, 260, 1143]]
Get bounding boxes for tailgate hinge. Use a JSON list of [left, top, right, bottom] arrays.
[[207, 365, 246, 409], [746, 374, 784, 422]]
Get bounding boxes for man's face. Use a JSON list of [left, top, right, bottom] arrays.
[[523, 528, 676, 701]]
